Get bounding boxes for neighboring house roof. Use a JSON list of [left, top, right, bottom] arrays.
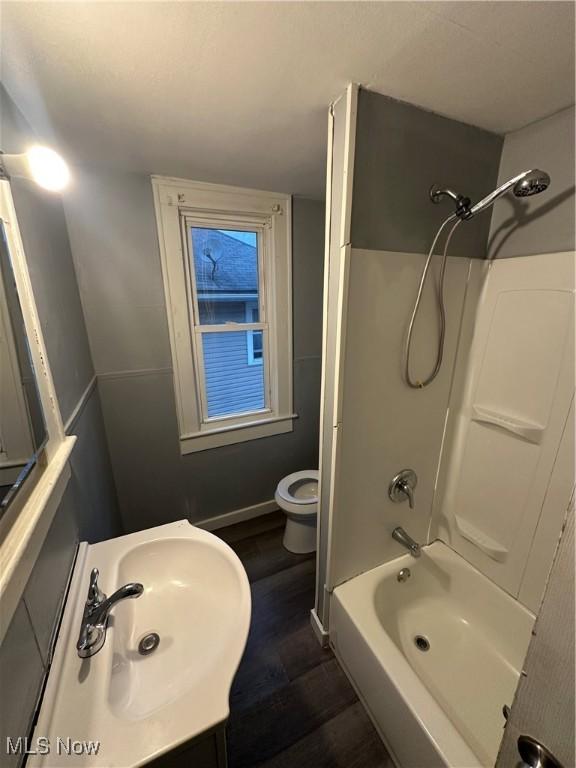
[[191, 228, 258, 294]]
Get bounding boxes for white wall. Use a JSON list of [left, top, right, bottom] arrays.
[[431, 252, 574, 611], [327, 250, 474, 589]]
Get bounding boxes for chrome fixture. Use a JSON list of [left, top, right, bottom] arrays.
[[392, 526, 421, 558], [429, 186, 472, 219], [405, 169, 550, 389], [403, 215, 462, 388], [517, 735, 564, 768], [138, 632, 160, 656], [397, 567, 411, 583], [77, 568, 144, 658], [414, 634, 430, 652], [429, 169, 551, 221], [389, 469, 417, 509]]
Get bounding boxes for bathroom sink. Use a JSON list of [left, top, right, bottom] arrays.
[[28, 521, 251, 767]]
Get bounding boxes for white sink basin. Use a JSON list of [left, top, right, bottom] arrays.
[[29, 521, 251, 767]]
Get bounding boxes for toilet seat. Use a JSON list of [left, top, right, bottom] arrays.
[[275, 469, 319, 553], [276, 470, 319, 509]]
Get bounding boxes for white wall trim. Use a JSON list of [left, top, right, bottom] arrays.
[[98, 367, 173, 381], [194, 499, 278, 531], [64, 375, 97, 434], [310, 607, 330, 648], [151, 176, 293, 452], [315, 83, 358, 628], [0, 180, 65, 456], [0, 180, 75, 638], [0, 436, 76, 642], [180, 415, 294, 454]]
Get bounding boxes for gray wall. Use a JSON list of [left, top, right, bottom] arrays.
[[1, 86, 94, 422], [488, 105, 575, 259], [63, 170, 325, 533], [350, 88, 503, 257], [0, 86, 121, 765]]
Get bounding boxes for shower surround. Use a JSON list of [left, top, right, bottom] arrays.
[[316, 86, 574, 767]]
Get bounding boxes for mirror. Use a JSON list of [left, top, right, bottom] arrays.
[[0, 220, 47, 513]]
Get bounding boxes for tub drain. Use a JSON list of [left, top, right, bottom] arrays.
[[138, 632, 160, 656], [414, 635, 430, 652]]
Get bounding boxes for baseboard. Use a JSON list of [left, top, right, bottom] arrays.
[[310, 608, 330, 648], [194, 499, 279, 531]]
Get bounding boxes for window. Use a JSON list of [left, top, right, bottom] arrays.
[[152, 178, 293, 453], [246, 303, 263, 366]]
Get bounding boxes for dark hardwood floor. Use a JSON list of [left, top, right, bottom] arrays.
[[215, 512, 392, 768]]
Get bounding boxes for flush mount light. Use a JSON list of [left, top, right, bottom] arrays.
[[0, 145, 70, 192]]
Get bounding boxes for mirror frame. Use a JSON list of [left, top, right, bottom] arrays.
[[0, 177, 75, 642], [0, 221, 48, 514]]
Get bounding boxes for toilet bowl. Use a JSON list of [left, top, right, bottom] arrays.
[[274, 470, 319, 554]]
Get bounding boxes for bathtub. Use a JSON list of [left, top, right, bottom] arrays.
[[330, 541, 534, 768]]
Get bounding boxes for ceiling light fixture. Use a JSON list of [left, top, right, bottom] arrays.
[[0, 145, 70, 192]]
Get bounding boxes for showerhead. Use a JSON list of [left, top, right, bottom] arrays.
[[512, 169, 551, 198], [429, 169, 551, 221], [468, 168, 550, 218]]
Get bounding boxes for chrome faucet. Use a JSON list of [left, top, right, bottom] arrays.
[[392, 527, 421, 558], [77, 568, 144, 658], [389, 469, 417, 509]]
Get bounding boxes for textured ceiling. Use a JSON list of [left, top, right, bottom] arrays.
[[1, 1, 574, 198]]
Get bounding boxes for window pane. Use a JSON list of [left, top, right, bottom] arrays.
[[190, 227, 259, 325], [202, 331, 265, 418]]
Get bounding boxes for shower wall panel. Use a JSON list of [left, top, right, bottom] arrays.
[[431, 252, 574, 609], [326, 249, 475, 589]]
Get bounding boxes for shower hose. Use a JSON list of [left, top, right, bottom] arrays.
[[403, 215, 463, 389]]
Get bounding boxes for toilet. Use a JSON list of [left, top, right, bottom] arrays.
[[275, 470, 319, 554]]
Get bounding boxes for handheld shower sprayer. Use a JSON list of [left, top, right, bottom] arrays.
[[405, 169, 551, 389], [429, 168, 551, 221]]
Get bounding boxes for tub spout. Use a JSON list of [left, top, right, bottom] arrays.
[[392, 527, 421, 558]]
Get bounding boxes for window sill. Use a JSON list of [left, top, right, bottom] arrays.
[[180, 414, 297, 454]]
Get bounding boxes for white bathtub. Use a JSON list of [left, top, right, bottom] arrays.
[[330, 541, 534, 768]]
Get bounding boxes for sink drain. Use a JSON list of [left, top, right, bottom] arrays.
[[138, 632, 160, 656], [414, 635, 430, 652]]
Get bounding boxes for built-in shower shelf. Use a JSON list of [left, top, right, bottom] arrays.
[[454, 516, 509, 562], [471, 405, 544, 444]]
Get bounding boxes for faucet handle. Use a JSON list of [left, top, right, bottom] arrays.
[[87, 568, 106, 607], [399, 479, 414, 509], [389, 469, 418, 509]]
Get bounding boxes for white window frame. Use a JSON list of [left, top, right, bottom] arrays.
[[152, 176, 294, 454], [245, 302, 263, 366]]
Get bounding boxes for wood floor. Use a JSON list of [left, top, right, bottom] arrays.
[[215, 512, 392, 768]]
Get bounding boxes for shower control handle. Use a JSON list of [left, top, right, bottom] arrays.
[[389, 470, 417, 509], [517, 736, 564, 768]]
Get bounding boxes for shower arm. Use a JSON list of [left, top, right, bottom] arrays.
[[429, 186, 472, 220], [431, 170, 536, 221]]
